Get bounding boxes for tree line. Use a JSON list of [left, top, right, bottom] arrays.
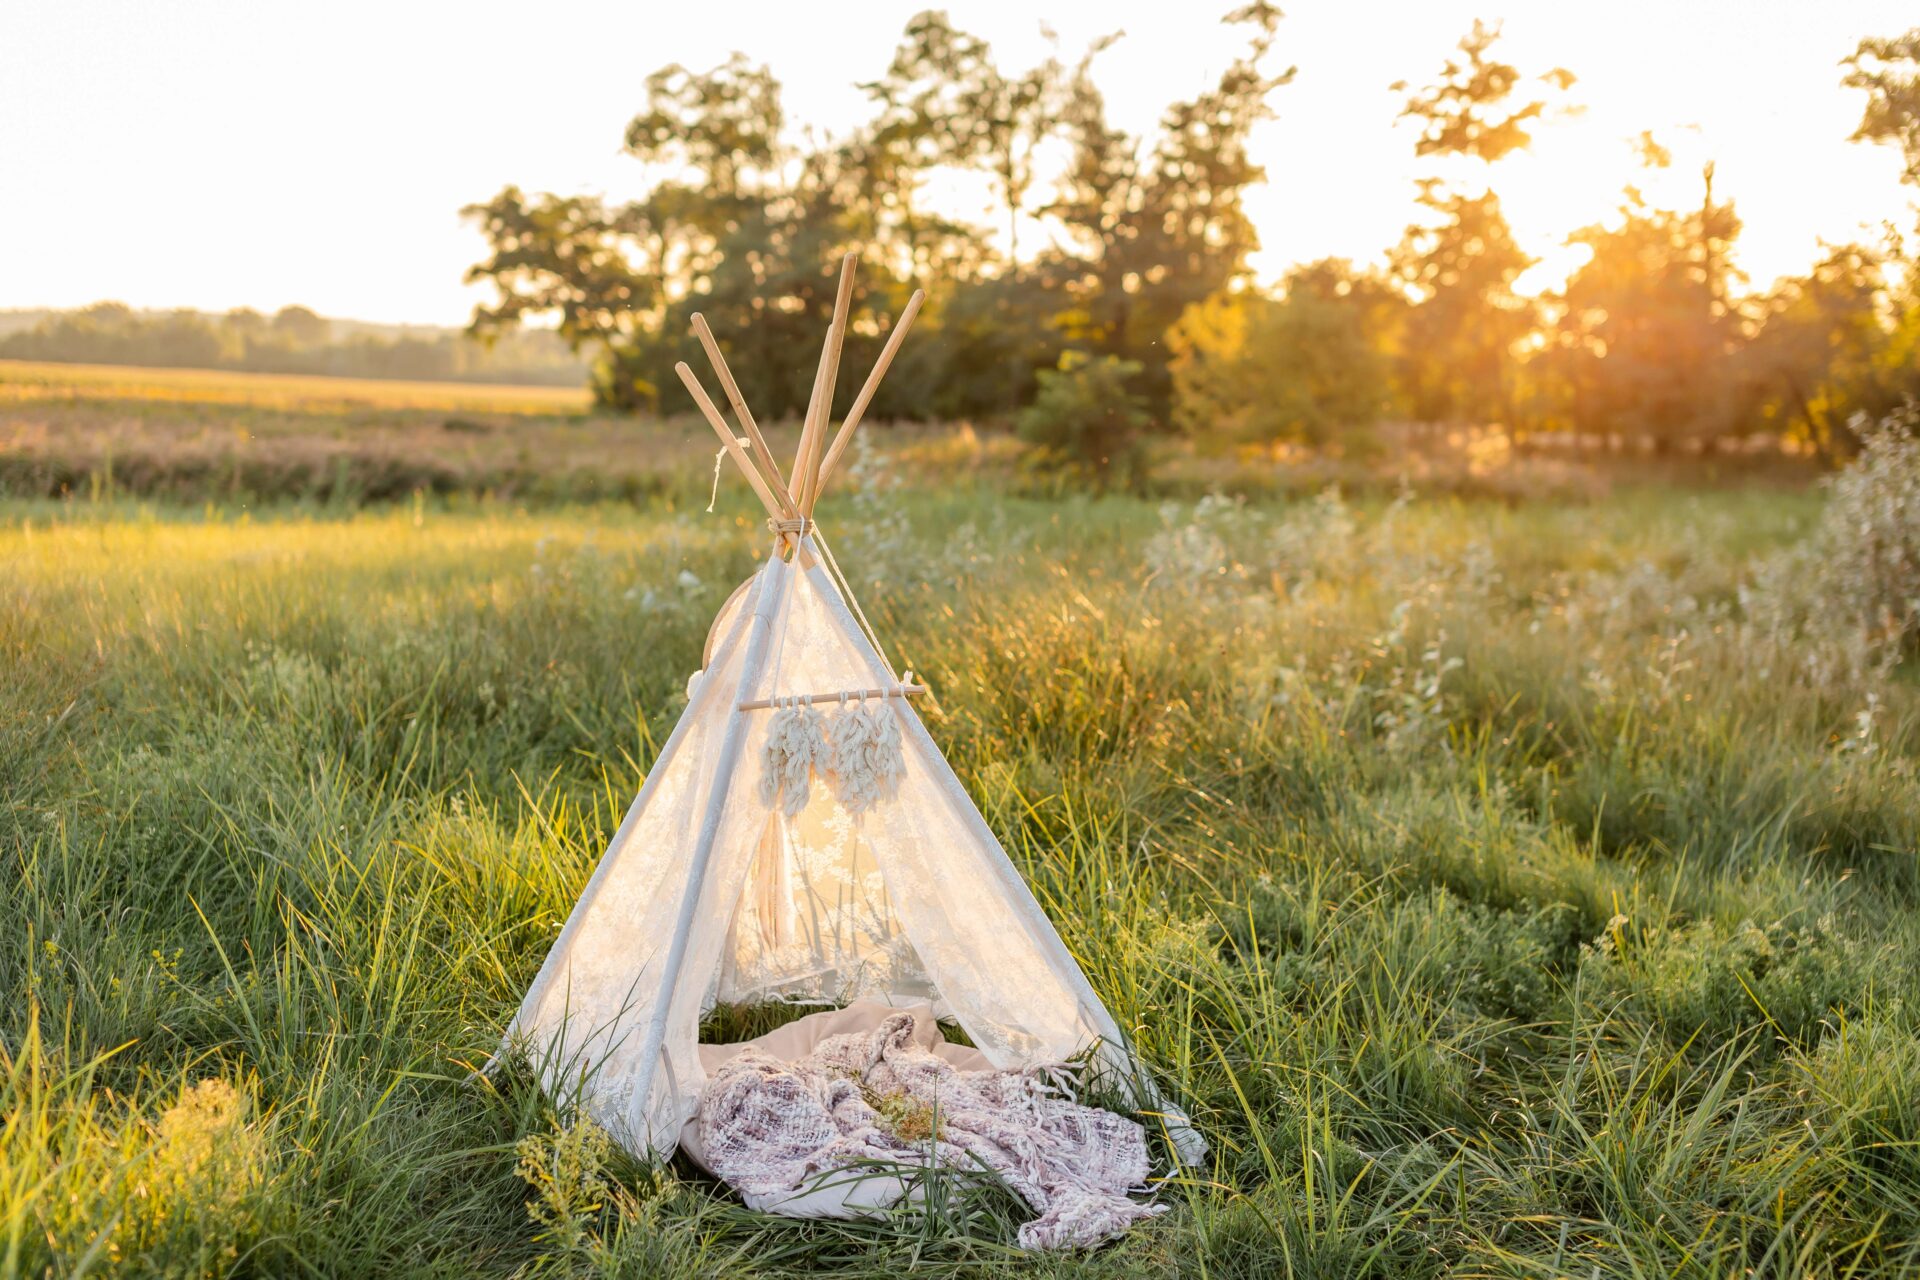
[[0, 302, 587, 387], [469, 12, 1920, 477], [464, 6, 1289, 437], [1166, 23, 1920, 470]]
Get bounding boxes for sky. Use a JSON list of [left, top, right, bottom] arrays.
[[1, 0, 1914, 326]]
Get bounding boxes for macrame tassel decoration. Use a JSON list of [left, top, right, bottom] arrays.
[[759, 697, 827, 816], [824, 692, 906, 815]]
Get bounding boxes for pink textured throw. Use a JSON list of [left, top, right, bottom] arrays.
[[696, 1012, 1167, 1249]]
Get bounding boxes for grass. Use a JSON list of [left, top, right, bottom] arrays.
[[3, 447, 1918, 1275]]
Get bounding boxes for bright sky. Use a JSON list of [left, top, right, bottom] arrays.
[[2, 1, 1913, 326]]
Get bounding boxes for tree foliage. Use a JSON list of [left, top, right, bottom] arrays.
[[462, 6, 1293, 437], [1388, 22, 1567, 427], [1170, 261, 1399, 447], [0, 302, 585, 386], [1016, 351, 1152, 490], [1393, 190, 1535, 426], [448, 13, 1920, 469], [1844, 29, 1920, 192], [1394, 19, 1576, 164], [1746, 245, 1905, 461], [1544, 172, 1744, 446]]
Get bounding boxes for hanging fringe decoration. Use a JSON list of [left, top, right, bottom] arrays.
[[757, 692, 906, 818], [824, 693, 906, 815], [759, 697, 827, 816]]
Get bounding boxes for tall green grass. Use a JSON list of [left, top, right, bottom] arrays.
[[2, 479, 1916, 1277]]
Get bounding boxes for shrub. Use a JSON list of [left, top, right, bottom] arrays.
[[1743, 403, 1920, 681], [1582, 914, 1877, 1050], [1817, 405, 1920, 652], [1016, 351, 1153, 491], [1168, 279, 1392, 449]]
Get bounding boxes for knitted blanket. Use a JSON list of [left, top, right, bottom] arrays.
[[695, 1012, 1167, 1249]]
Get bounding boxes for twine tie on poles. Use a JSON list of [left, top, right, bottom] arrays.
[[707, 436, 751, 512]]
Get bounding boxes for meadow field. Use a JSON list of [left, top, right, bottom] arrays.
[[0, 360, 593, 415], [3, 368, 1920, 1277], [0, 357, 1811, 514]]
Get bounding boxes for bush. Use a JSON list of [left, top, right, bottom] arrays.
[[1016, 351, 1153, 491], [1583, 914, 1877, 1050], [589, 350, 659, 413], [1744, 403, 1920, 681], [1820, 405, 1920, 652], [1168, 280, 1393, 449]]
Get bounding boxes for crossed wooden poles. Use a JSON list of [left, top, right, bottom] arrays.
[[674, 253, 924, 546]]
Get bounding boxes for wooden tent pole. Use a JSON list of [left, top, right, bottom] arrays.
[[800, 254, 859, 515], [623, 547, 790, 1148], [674, 363, 785, 523], [815, 288, 925, 494], [690, 313, 794, 515], [791, 321, 836, 513]]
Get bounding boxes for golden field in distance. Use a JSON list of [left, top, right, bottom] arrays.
[[0, 358, 592, 416]]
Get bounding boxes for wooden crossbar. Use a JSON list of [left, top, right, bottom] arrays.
[[737, 684, 926, 712]]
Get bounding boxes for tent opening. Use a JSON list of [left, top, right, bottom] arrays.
[[714, 795, 941, 1014]]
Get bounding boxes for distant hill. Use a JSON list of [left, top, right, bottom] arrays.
[[0, 303, 590, 388]]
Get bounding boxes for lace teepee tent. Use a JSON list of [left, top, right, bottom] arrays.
[[501, 255, 1204, 1166]]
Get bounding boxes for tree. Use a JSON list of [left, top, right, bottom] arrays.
[[1390, 21, 1574, 426], [624, 54, 785, 204], [1395, 18, 1575, 164], [1169, 260, 1400, 448], [1392, 190, 1535, 425], [1548, 175, 1744, 448], [271, 305, 329, 347], [1044, 3, 1294, 405], [81, 301, 134, 329], [151, 309, 233, 368], [464, 56, 890, 416], [1017, 351, 1151, 489], [465, 52, 799, 412], [461, 8, 1295, 425], [863, 12, 1066, 260], [1843, 29, 1920, 193], [0, 303, 589, 386], [1748, 244, 1910, 461], [463, 188, 667, 408], [225, 307, 267, 338]]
